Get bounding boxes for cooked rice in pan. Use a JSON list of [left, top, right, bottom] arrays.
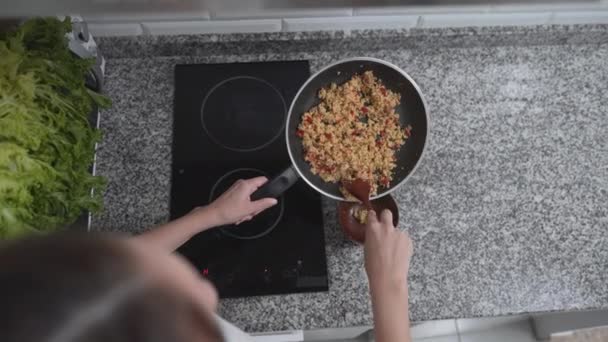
[[297, 70, 412, 197]]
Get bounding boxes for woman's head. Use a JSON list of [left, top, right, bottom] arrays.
[[0, 233, 222, 342]]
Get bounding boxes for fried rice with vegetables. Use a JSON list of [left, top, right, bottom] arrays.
[[297, 70, 412, 197]]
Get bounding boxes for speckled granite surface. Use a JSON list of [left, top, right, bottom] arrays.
[[92, 26, 608, 332]]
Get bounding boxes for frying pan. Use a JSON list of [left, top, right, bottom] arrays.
[[251, 57, 429, 202]]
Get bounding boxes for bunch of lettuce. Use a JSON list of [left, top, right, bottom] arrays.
[[0, 17, 110, 238]]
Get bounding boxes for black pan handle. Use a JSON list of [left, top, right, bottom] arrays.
[[251, 166, 300, 200]]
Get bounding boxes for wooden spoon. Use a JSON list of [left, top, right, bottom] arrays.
[[342, 178, 372, 210]]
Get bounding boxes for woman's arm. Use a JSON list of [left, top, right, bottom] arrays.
[[133, 177, 277, 252], [364, 210, 414, 342]]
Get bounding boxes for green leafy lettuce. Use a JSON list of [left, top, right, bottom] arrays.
[[0, 17, 110, 238]]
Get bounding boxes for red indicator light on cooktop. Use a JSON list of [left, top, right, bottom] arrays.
[[202, 268, 209, 276]]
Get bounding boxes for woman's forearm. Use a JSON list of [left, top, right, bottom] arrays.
[[133, 206, 221, 252], [363, 210, 413, 342], [370, 283, 411, 342]]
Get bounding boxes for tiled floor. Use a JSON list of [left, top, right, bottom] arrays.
[[410, 315, 537, 342], [303, 310, 608, 341], [457, 320, 537, 342], [309, 314, 539, 341], [416, 335, 460, 342]]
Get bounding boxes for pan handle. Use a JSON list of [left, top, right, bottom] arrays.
[[251, 166, 300, 200]]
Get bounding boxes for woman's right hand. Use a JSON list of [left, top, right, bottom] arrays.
[[364, 209, 413, 294], [364, 209, 414, 342]]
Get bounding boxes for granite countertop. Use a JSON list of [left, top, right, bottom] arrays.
[[92, 25, 608, 332]]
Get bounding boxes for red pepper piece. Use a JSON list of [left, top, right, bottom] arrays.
[[381, 177, 390, 186], [404, 126, 412, 137]]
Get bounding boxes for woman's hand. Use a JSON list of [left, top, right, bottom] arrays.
[[363, 209, 414, 342], [364, 209, 413, 293], [206, 177, 278, 226], [135, 177, 277, 252]]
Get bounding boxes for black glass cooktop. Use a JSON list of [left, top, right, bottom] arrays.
[[171, 61, 328, 298]]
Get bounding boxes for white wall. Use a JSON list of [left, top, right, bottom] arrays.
[[84, 2, 608, 36]]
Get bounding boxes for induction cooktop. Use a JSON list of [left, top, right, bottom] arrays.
[[171, 61, 328, 298]]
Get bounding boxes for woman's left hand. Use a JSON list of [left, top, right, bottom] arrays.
[[205, 177, 278, 226], [136, 177, 277, 252]]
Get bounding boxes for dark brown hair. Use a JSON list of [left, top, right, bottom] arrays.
[[0, 233, 223, 342]]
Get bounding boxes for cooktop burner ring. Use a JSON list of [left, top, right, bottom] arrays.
[[209, 168, 285, 240], [201, 76, 287, 153]]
